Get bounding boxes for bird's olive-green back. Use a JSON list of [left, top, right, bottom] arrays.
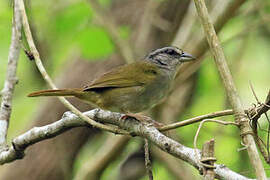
[[84, 61, 161, 91]]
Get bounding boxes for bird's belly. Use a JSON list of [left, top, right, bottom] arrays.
[[99, 83, 170, 113]]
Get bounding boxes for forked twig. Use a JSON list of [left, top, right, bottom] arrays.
[[193, 119, 238, 170], [249, 82, 270, 163]]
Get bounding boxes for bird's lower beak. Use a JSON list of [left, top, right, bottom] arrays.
[[180, 52, 196, 62]]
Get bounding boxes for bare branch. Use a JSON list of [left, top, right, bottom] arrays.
[[193, 0, 267, 179], [17, 0, 128, 135], [0, 0, 22, 148], [0, 111, 86, 164], [159, 98, 270, 132], [0, 108, 249, 180]]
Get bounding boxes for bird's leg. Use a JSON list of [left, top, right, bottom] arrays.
[[121, 113, 149, 122]]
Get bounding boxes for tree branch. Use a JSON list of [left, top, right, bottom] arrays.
[[0, 108, 249, 180], [193, 0, 267, 179], [0, 0, 22, 149]]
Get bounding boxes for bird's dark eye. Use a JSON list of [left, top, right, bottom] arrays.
[[166, 49, 177, 56]]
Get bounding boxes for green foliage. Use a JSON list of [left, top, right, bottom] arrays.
[[76, 27, 114, 59], [0, 0, 270, 179]]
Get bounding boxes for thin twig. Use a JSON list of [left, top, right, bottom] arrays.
[[159, 109, 234, 131], [248, 83, 270, 164], [249, 81, 260, 103], [17, 0, 128, 135], [158, 103, 270, 132], [193, 0, 267, 179], [144, 139, 153, 180], [248, 90, 270, 125], [0, 0, 22, 149], [89, 0, 134, 63], [193, 119, 238, 170]]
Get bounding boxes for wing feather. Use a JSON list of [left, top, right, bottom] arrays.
[[84, 61, 158, 91]]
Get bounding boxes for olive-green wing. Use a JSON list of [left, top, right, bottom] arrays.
[[84, 61, 158, 91]]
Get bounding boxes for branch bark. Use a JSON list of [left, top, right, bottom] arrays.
[[0, 0, 22, 148], [0, 109, 250, 180], [201, 139, 216, 180], [193, 0, 267, 179]]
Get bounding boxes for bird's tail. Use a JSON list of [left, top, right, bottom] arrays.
[[28, 88, 82, 97]]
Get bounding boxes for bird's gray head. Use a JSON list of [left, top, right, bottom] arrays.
[[145, 46, 195, 70]]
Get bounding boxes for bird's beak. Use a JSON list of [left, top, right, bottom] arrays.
[[180, 52, 196, 62]]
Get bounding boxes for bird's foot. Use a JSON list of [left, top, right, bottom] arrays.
[[121, 113, 164, 128]]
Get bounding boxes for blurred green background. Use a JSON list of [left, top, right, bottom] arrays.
[[0, 0, 270, 179]]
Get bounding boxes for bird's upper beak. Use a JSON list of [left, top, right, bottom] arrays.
[[180, 52, 196, 62]]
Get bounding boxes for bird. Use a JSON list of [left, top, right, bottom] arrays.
[[28, 46, 195, 117]]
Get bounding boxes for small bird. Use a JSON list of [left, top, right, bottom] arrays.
[[28, 46, 195, 115]]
